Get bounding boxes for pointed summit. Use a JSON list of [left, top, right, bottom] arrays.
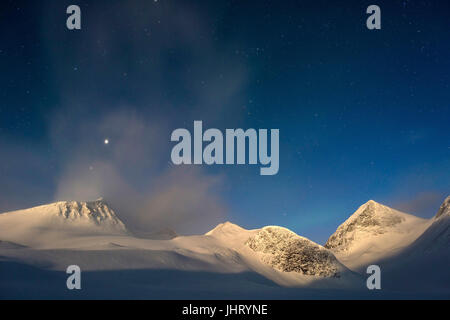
[[327, 200, 409, 238], [325, 200, 427, 254], [205, 221, 247, 236]]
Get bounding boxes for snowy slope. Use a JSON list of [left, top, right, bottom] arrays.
[[0, 199, 128, 247], [379, 196, 450, 292], [398, 196, 450, 256], [325, 200, 430, 271]]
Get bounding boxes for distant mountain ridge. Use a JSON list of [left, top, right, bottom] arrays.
[[0, 195, 448, 296]]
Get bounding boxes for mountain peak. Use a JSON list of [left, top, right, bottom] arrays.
[[434, 196, 450, 219], [325, 200, 426, 252], [342, 200, 404, 227], [360, 199, 383, 209], [205, 221, 246, 236], [346, 200, 392, 218]]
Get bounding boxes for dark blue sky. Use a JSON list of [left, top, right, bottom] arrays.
[[0, 0, 449, 243]]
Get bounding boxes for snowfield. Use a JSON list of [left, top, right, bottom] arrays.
[[0, 197, 448, 299]]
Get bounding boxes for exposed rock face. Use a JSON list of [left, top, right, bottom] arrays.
[[435, 196, 450, 219], [53, 199, 125, 227], [246, 226, 341, 277]]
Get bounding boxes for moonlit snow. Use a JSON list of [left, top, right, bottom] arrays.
[[0, 197, 448, 299]]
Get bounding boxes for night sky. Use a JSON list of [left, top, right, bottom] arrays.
[[0, 0, 449, 243]]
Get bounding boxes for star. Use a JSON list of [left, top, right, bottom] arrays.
[[104, 139, 109, 145]]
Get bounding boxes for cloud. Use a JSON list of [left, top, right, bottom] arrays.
[[393, 191, 446, 218], [52, 109, 227, 234], [36, 1, 249, 234], [135, 167, 227, 235]]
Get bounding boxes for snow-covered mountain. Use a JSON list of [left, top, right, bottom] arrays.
[[0, 197, 448, 298], [324, 200, 430, 271], [205, 222, 359, 287], [0, 202, 360, 295], [0, 198, 128, 247]]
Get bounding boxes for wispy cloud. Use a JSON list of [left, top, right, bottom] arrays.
[[52, 109, 228, 234], [392, 191, 446, 218]]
